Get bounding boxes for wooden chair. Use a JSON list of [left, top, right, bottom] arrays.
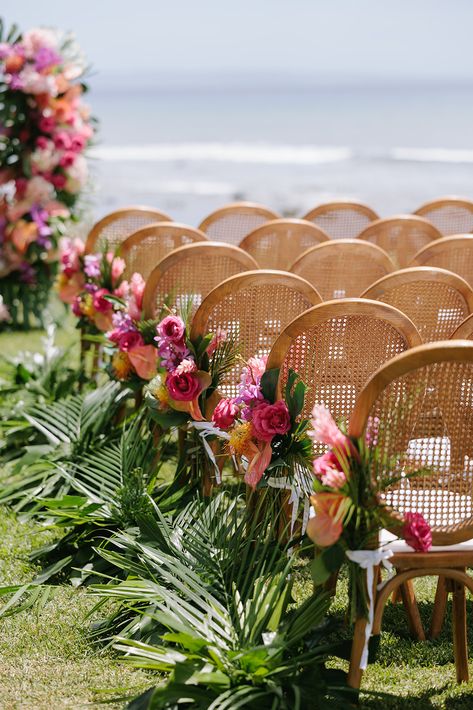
[[410, 235, 473, 290], [191, 270, 322, 398], [361, 267, 473, 343], [348, 340, 473, 687], [414, 197, 473, 236], [290, 240, 395, 300], [267, 299, 421, 442], [85, 207, 172, 253], [451, 313, 473, 340], [302, 200, 379, 239], [198, 202, 279, 245], [357, 215, 442, 269], [238, 219, 329, 270], [142, 242, 258, 319], [121, 222, 208, 280]]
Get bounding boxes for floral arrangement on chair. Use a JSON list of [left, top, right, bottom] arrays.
[[306, 405, 432, 664], [0, 19, 95, 328], [211, 363, 313, 490]]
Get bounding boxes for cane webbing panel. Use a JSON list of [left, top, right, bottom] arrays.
[[358, 217, 441, 269], [197, 279, 320, 398], [239, 219, 329, 270], [274, 313, 414, 458], [361, 359, 473, 542], [199, 203, 279, 245], [365, 278, 471, 343], [85, 208, 172, 253], [290, 240, 394, 300], [452, 314, 473, 340], [411, 236, 473, 289], [303, 202, 379, 239], [415, 200, 473, 236], [122, 224, 207, 280]]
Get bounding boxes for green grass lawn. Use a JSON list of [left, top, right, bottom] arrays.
[[1, 318, 473, 708]]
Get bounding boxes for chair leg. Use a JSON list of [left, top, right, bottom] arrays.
[[430, 575, 448, 639], [347, 617, 368, 689], [452, 575, 469, 683], [399, 580, 425, 640]]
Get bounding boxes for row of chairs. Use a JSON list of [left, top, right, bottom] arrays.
[[85, 196, 473, 253]]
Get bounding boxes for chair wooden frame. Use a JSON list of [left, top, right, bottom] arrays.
[[414, 197, 473, 236], [85, 206, 172, 253], [238, 218, 330, 270], [409, 235, 473, 287], [198, 202, 280, 244], [302, 200, 379, 239], [289, 239, 395, 299], [361, 266, 473, 342], [451, 313, 473, 339], [142, 242, 259, 319], [357, 215, 442, 269], [120, 222, 208, 279], [348, 340, 473, 687]]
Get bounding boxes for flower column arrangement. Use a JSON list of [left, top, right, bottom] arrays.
[[0, 19, 95, 328]]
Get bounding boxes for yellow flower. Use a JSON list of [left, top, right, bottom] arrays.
[[112, 351, 132, 380], [228, 421, 254, 456], [147, 375, 170, 408], [81, 293, 95, 318]]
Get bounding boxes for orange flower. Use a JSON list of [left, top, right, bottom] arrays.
[[306, 492, 350, 547], [9, 221, 38, 254], [112, 351, 132, 380]]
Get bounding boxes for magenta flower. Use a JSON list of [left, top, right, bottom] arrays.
[[156, 315, 185, 344], [313, 451, 347, 488], [84, 253, 101, 279], [309, 405, 351, 450], [251, 400, 291, 442], [403, 513, 432, 552], [212, 398, 238, 430]]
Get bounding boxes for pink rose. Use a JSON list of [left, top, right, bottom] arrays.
[[54, 131, 72, 150], [70, 134, 86, 152], [313, 451, 347, 488], [402, 513, 432, 552], [59, 151, 76, 168], [212, 398, 238, 430], [157, 315, 185, 344], [251, 400, 291, 442], [92, 288, 113, 313], [118, 329, 144, 352], [166, 371, 203, 402]]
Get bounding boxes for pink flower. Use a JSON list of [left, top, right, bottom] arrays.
[[245, 440, 273, 489], [207, 327, 227, 356], [403, 513, 432, 552], [174, 358, 197, 375], [92, 288, 113, 313], [59, 236, 84, 277], [166, 371, 203, 402], [212, 398, 238, 430], [127, 272, 145, 319], [251, 400, 291, 442], [128, 344, 157, 380], [118, 329, 144, 352], [309, 405, 351, 450], [38, 116, 56, 133], [157, 314, 186, 344], [84, 253, 101, 278], [313, 451, 347, 488], [111, 257, 126, 283], [53, 131, 72, 150], [70, 134, 86, 152], [59, 151, 76, 168]]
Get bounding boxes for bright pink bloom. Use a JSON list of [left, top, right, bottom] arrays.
[[207, 327, 227, 356], [166, 371, 203, 402], [92, 288, 113, 313], [118, 329, 144, 352], [174, 358, 197, 375], [59, 151, 76, 168], [251, 400, 291, 442], [127, 272, 145, 319], [157, 315, 186, 344], [111, 257, 126, 283], [313, 451, 347, 488], [212, 398, 238, 430], [39, 116, 55, 133], [54, 131, 72, 150], [309, 405, 351, 450], [403, 513, 432, 552]]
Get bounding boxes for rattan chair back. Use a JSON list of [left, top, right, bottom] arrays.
[[302, 200, 379, 239], [357, 215, 441, 269], [121, 222, 208, 280], [361, 267, 473, 343], [238, 218, 329, 270], [414, 197, 473, 236], [267, 299, 421, 457], [349, 341, 473, 545], [142, 242, 258, 318], [290, 239, 395, 300], [191, 270, 322, 398], [410, 235, 473, 289], [198, 202, 279, 245], [451, 313, 473, 340], [85, 207, 172, 253]]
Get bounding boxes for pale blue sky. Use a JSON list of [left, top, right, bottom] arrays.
[[2, 0, 473, 85]]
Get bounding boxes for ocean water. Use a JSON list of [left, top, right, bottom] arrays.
[[87, 82, 473, 226]]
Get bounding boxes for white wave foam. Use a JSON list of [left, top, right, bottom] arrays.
[[91, 142, 352, 165], [134, 179, 236, 196], [391, 147, 473, 164]]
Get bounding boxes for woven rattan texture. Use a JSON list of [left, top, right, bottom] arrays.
[[239, 220, 328, 270], [86, 210, 171, 252], [372, 280, 470, 343], [303, 206, 377, 239], [416, 205, 473, 236], [279, 314, 411, 456], [204, 284, 317, 397], [148, 254, 253, 317], [358, 218, 441, 269], [201, 213, 274, 245], [363, 361, 473, 538], [122, 225, 206, 280], [412, 238, 473, 289], [291, 242, 393, 299], [452, 314, 473, 340]]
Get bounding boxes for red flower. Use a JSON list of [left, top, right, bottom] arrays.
[[118, 329, 144, 352], [403, 512, 432, 552], [166, 371, 203, 402], [92, 288, 113, 313], [212, 398, 238, 429], [157, 315, 185, 344], [251, 400, 291, 442]]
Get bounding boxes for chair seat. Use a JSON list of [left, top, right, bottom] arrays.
[[380, 528, 473, 553]]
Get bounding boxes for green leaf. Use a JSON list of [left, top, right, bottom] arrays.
[[260, 368, 280, 403], [310, 555, 331, 585], [322, 543, 345, 572]]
